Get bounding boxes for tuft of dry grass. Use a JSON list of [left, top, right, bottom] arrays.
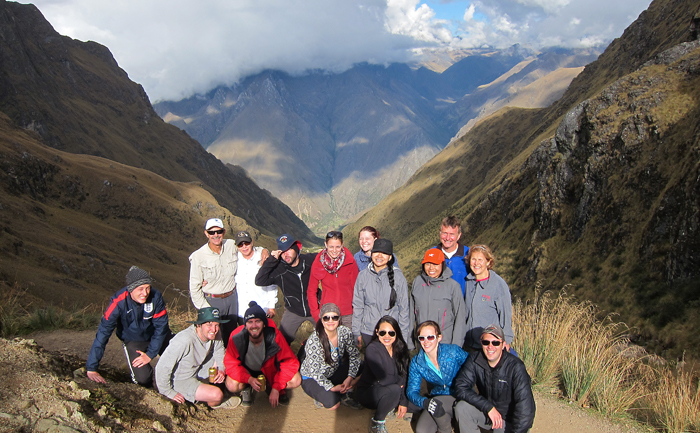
[[647, 367, 700, 433], [514, 289, 699, 432]]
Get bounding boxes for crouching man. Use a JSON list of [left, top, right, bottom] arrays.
[[155, 307, 241, 409], [86, 266, 172, 387], [453, 325, 535, 433], [224, 302, 302, 407]]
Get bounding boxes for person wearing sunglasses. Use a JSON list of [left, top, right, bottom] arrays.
[[355, 316, 418, 433], [299, 303, 362, 410], [352, 238, 411, 349], [354, 226, 400, 272], [410, 248, 467, 348], [188, 218, 239, 344], [233, 230, 275, 323], [307, 231, 359, 327], [453, 325, 535, 433], [463, 245, 514, 354], [407, 320, 468, 433]]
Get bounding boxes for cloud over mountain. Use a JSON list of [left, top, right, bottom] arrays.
[[32, 0, 650, 101]]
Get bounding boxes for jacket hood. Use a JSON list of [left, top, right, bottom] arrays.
[[421, 266, 453, 285]]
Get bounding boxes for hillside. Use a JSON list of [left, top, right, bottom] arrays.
[[0, 1, 319, 306], [346, 0, 700, 359], [0, 1, 317, 245], [155, 48, 595, 234]]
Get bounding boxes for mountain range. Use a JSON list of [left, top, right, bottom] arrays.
[[0, 0, 318, 307], [154, 46, 599, 233], [347, 0, 700, 359]]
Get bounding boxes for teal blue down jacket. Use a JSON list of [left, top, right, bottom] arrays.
[[406, 343, 468, 408]]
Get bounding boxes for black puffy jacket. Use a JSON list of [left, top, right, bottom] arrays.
[[453, 350, 535, 433]]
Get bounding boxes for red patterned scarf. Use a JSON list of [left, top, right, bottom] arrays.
[[319, 247, 345, 274]]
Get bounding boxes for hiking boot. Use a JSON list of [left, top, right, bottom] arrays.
[[213, 396, 241, 410], [403, 412, 413, 422], [240, 387, 253, 407], [278, 391, 290, 406], [384, 409, 396, 420], [313, 400, 324, 409], [369, 418, 387, 433], [341, 393, 363, 410]]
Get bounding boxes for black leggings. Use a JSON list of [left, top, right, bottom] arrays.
[[301, 363, 349, 408], [355, 383, 401, 420]]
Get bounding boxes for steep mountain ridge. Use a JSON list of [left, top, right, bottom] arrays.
[[346, 0, 700, 358], [0, 1, 317, 245], [155, 48, 595, 233]]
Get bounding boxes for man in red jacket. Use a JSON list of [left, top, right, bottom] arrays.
[[225, 301, 301, 407]]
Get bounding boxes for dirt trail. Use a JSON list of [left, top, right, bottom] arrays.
[[20, 329, 645, 433]]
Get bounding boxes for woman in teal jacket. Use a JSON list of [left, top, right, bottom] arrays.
[[407, 320, 468, 433]]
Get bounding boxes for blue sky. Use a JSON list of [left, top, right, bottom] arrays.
[[31, 0, 652, 102]]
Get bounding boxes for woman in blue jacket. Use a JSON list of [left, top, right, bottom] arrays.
[[407, 320, 468, 433]]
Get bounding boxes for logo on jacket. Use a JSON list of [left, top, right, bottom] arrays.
[[481, 294, 491, 302], [144, 303, 154, 313]]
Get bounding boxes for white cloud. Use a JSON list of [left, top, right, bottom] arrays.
[[31, 0, 652, 102]]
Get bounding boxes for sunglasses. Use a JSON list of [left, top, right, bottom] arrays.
[[326, 231, 343, 240], [322, 315, 340, 322], [237, 241, 251, 247], [481, 339, 502, 347], [377, 330, 396, 337], [418, 335, 437, 342], [207, 229, 225, 235]]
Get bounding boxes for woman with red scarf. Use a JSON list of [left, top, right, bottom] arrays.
[[307, 231, 359, 328]]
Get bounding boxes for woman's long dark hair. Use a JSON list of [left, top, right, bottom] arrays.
[[315, 317, 334, 365], [370, 315, 410, 377]]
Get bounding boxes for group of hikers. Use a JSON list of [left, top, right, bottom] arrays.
[[85, 216, 536, 433]]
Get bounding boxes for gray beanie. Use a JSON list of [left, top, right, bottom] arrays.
[[320, 303, 340, 318], [125, 266, 153, 292]]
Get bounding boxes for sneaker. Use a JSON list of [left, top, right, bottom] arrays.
[[369, 418, 388, 433], [341, 393, 363, 410], [384, 410, 396, 420], [240, 387, 253, 407], [278, 392, 290, 406], [314, 400, 324, 409], [213, 396, 241, 410]]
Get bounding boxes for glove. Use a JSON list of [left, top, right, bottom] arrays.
[[423, 398, 446, 418]]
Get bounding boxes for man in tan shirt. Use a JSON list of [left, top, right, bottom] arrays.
[[189, 218, 239, 344]]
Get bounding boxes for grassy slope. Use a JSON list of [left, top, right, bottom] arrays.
[[0, 112, 278, 307], [0, 2, 318, 245], [345, 0, 700, 359]]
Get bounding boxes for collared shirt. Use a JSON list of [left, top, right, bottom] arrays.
[[188, 239, 238, 309]]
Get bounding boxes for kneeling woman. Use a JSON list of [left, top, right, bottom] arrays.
[[407, 320, 468, 433], [355, 316, 417, 432], [300, 303, 362, 409]]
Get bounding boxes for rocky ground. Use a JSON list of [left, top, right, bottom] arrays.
[[0, 332, 648, 433]]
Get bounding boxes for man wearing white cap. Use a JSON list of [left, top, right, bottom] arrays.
[[189, 218, 238, 344]]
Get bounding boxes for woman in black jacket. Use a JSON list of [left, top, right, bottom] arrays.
[[354, 316, 416, 433]]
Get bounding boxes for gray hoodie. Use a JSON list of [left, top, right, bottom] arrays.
[[410, 267, 467, 347]]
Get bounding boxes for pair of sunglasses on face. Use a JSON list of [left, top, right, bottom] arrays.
[[322, 315, 340, 322], [418, 334, 437, 342], [481, 339, 502, 347], [207, 229, 224, 235], [377, 330, 396, 337]]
